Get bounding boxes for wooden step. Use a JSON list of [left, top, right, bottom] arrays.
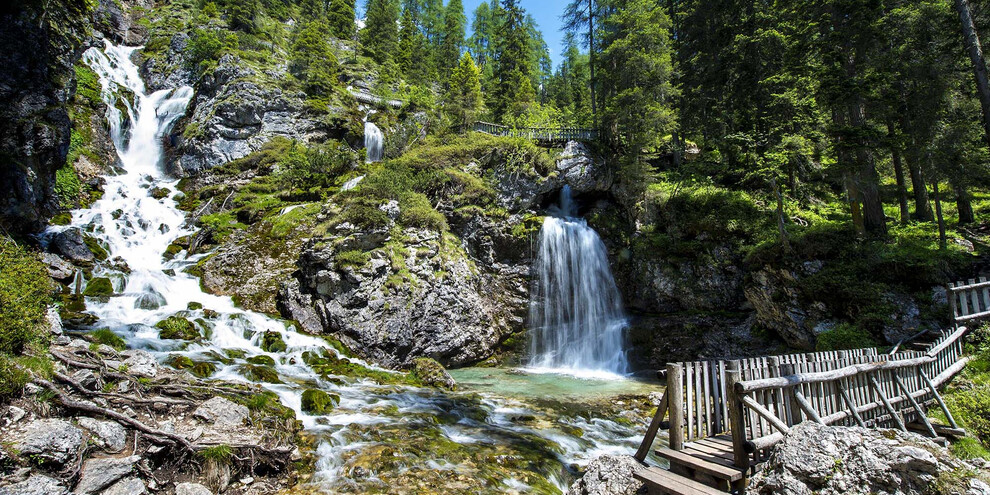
[[635, 466, 727, 495], [655, 448, 745, 482]]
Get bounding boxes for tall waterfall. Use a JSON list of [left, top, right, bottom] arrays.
[[527, 186, 629, 377], [364, 121, 383, 163]]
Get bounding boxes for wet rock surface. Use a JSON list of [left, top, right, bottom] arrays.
[[567, 455, 646, 495]]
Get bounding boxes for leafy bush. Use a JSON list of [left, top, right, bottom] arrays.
[[274, 140, 354, 192], [815, 323, 877, 351], [186, 27, 236, 71], [0, 238, 54, 355], [55, 165, 82, 209], [399, 192, 447, 231]]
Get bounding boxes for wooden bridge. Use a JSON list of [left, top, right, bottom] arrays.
[[471, 121, 598, 144], [632, 278, 987, 495]]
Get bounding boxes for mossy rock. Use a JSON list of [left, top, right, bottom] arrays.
[[150, 186, 171, 199], [190, 361, 217, 378], [135, 290, 166, 310], [87, 328, 126, 350], [163, 244, 183, 260], [225, 349, 247, 360], [246, 355, 276, 366], [83, 235, 109, 261], [155, 316, 200, 340], [187, 302, 203, 310], [203, 309, 219, 319], [51, 212, 72, 225], [301, 389, 339, 414], [411, 357, 456, 391], [61, 293, 86, 312], [260, 331, 287, 353], [61, 310, 98, 327], [238, 364, 281, 383], [83, 277, 114, 297], [202, 350, 234, 365], [166, 354, 195, 369], [111, 209, 123, 220], [302, 349, 418, 386]]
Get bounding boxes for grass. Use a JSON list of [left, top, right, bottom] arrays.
[[88, 328, 126, 351]]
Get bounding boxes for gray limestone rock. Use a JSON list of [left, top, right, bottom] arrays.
[[76, 417, 127, 453], [11, 418, 83, 467], [174, 482, 213, 495], [0, 474, 68, 495], [49, 228, 95, 265], [73, 455, 140, 494], [567, 455, 646, 495], [193, 396, 249, 426], [101, 477, 147, 495], [120, 349, 158, 378]]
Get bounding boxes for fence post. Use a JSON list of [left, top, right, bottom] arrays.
[[726, 365, 750, 490], [667, 363, 685, 451]]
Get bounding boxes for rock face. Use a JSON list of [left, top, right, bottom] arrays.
[[10, 419, 84, 467], [0, 474, 68, 495], [749, 422, 986, 495], [567, 455, 646, 495], [556, 141, 613, 193], [74, 455, 140, 494], [172, 55, 332, 174]]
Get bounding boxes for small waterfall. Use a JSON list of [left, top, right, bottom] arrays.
[[364, 121, 383, 163], [527, 186, 629, 377]]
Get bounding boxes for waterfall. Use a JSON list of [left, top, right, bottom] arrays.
[[364, 121, 383, 163], [527, 186, 629, 378]]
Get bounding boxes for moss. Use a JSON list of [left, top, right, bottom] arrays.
[[83, 235, 109, 261], [163, 243, 183, 259], [300, 388, 339, 414], [246, 355, 276, 366], [260, 330, 287, 352], [88, 328, 125, 350], [50, 212, 72, 225], [167, 354, 194, 369], [155, 316, 200, 340], [335, 249, 369, 269], [55, 165, 83, 209], [238, 363, 282, 383], [83, 277, 114, 297], [302, 349, 420, 386], [190, 361, 217, 378], [150, 186, 171, 199], [187, 301, 203, 310]]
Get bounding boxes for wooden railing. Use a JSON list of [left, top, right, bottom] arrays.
[[350, 89, 404, 109], [635, 327, 970, 464], [949, 276, 990, 324], [471, 121, 598, 143]]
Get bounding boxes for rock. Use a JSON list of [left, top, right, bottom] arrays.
[[556, 141, 613, 193], [73, 455, 140, 494], [40, 252, 75, 280], [6, 406, 26, 423], [76, 417, 127, 453], [149, 186, 170, 199], [193, 396, 249, 426], [0, 474, 68, 495], [134, 289, 166, 310], [566, 455, 645, 495], [748, 422, 969, 495], [260, 330, 287, 352], [45, 306, 62, 335], [71, 369, 99, 390], [49, 228, 95, 265], [411, 358, 456, 390], [300, 389, 339, 414], [154, 316, 199, 340], [970, 479, 990, 495], [379, 200, 400, 220], [121, 349, 159, 378], [101, 477, 146, 495], [83, 277, 114, 297], [174, 483, 212, 495], [11, 418, 83, 467]]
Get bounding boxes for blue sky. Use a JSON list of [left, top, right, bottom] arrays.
[[462, 0, 568, 68]]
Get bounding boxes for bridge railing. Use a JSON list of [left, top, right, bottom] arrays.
[[949, 276, 990, 324], [471, 121, 598, 142], [635, 326, 971, 463]]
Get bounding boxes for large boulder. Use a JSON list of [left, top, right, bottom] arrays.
[[73, 455, 140, 494], [10, 418, 83, 467], [749, 422, 986, 495], [76, 417, 127, 453], [556, 141, 613, 193], [193, 396, 249, 426], [120, 349, 159, 378], [0, 474, 68, 495], [567, 455, 646, 495], [48, 228, 95, 265]]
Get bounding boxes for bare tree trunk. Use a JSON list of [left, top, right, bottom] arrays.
[[845, 174, 866, 236], [955, 0, 990, 146], [905, 146, 934, 221], [887, 123, 910, 224], [955, 184, 975, 224], [850, 101, 887, 237], [933, 180, 947, 249], [773, 178, 790, 251]]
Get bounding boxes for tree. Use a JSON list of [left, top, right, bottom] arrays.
[[467, 1, 495, 66], [399, 4, 429, 81], [562, 0, 601, 126], [291, 20, 341, 97], [491, 0, 534, 122], [955, 0, 990, 147], [227, 0, 258, 32], [361, 0, 400, 65], [328, 0, 355, 38], [438, 0, 466, 73], [444, 52, 485, 128]]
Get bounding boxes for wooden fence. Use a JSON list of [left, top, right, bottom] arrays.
[[635, 327, 970, 463], [949, 276, 990, 324], [471, 121, 598, 143]]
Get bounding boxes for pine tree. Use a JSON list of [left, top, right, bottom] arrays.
[[227, 0, 258, 32], [491, 0, 533, 122], [361, 0, 400, 65], [438, 0, 466, 73], [444, 52, 485, 129], [398, 4, 428, 81], [298, 0, 325, 20], [291, 20, 341, 98], [327, 0, 355, 38]]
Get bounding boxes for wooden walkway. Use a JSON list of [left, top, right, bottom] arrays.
[[632, 278, 987, 495], [471, 121, 598, 144]]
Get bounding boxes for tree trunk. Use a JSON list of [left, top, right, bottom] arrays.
[[850, 101, 887, 237], [887, 123, 910, 224], [955, 0, 990, 146], [905, 146, 934, 221], [845, 174, 866, 236], [773, 178, 790, 251], [955, 184, 975, 224], [933, 180, 947, 249]]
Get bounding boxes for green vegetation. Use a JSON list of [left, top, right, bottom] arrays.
[[0, 238, 54, 400], [155, 316, 200, 340], [815, 324, 877, 352], [260, 331, 287, 352], [83, 277, 114, 297], [937, 325, 990, 457], [88, 328, 126, 350]]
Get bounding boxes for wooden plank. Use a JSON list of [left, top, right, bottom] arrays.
[[686, 442, 735, 461], [686, 361, 695, 440], [696, 437, 733, 449], [741, 395, 791, 434], [668, 363, 685, 450], [702, 361, 712, 437], [970, 278, 981, 314], [920, 369, 958, 429], [869, 373, 907, 431], [635, 390, 669, 461], [959, 285, 970, 317], [837, 380, 866, 427], [682, 446, 739, 468], [726, 365, 749, 472], [893, 374, 936, 437], [634, 467, 727, 495], [981, 276, 990, 315], [793, 390, 824, 424], [655, 448, 745, 482], [712, 361, 724, 436]]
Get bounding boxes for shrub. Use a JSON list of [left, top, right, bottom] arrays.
[[88, 328, 126, 350], [55, 165, 82, 208], [815, 323, 877, 351], [399, 192, 447, 231], [0, 238, 54, 355], [186, 28, 236, 71]]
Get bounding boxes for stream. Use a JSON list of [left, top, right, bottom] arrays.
[[48, 40, 660, 494]]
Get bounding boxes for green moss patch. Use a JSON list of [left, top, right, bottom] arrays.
[[87, 328, 126, 350], [83, 277, 114, 297], [155, 316, 200, 340], [238, 363, 281, 383], [260, 330, 287, 352], [301, 388, 339, 414]]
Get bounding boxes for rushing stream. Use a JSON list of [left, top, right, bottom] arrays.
[[50, 40, 656, 494]]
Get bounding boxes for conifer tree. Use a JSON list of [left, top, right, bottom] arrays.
[[227, 0, 258, 32], [399, 4, 428, 81], [361, 0, 400, 65], [444, 52, 485, 129], [438, 0, 466, 73], [291, 20, 341, 98], [491, 0, 533, 122], [327, 0, 355, 38]]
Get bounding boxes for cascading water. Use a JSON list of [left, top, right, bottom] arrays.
[[364, 121, 383, 163], [527, 186, 630, 378], [58, 39, 652, 494]]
